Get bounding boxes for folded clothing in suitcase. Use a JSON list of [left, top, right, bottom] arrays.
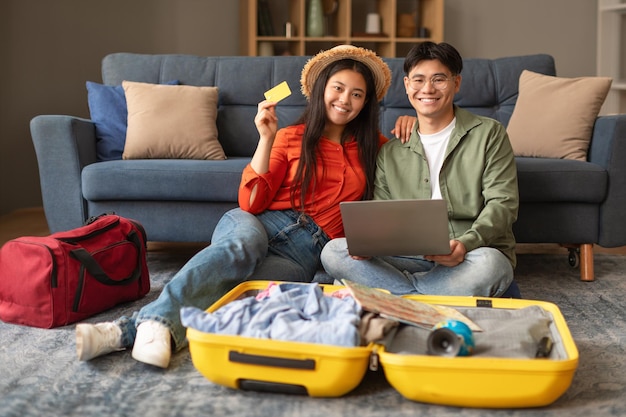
[[185, 281, 578, 408]]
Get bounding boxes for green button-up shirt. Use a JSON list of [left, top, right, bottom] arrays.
[[375, 106, 519, 267]]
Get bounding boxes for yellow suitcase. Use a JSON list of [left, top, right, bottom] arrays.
[[186, 281, 578, 408]]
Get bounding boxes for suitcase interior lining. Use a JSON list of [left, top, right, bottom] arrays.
[[384, 305, 567, 360]]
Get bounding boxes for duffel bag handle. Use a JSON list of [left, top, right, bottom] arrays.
[[69, 230, 143, 286]]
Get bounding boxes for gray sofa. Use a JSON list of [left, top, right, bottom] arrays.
[[30, 52, 626, 281]]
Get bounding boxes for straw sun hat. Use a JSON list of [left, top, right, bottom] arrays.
[[300, 45, 392, 102]]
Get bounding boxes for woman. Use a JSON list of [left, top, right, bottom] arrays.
[[75, 45, 392, 369]]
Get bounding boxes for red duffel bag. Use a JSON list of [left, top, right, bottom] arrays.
[[0, 214, 150, 328]]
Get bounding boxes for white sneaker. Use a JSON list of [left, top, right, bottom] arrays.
[[76, 322, 124, 361], [131, 321, 172, 368]]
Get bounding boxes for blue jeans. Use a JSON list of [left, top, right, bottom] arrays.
[[115, 208, 330, 350], [320, 237, 513, 297]]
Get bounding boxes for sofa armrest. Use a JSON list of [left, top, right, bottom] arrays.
[[588, 114, 626, 247], [30, 115, 97, 233]]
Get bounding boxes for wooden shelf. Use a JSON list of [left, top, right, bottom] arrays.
[[597, 0, 626, 114], [240, 0, 445, 58], [599, 2, 626, 12]]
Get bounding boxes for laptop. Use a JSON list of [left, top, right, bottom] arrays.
[[340, 199, 450, 256]]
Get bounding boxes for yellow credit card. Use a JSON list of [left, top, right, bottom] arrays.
[[264, 81, 292, 103]]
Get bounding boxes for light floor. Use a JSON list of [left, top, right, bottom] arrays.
[[1, 207, 625, 256]]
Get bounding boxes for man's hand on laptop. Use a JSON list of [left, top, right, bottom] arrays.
[[424, 240, 466, 267]]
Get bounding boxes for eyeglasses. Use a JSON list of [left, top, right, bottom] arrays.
[[408, 75, 456, 91]]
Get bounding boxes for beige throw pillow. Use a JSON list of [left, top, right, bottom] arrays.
[[122, 81, 226, 160], [507, 70, 612, 161]]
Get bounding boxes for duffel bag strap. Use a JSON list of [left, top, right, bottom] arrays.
[[69, 230, 144, 286]]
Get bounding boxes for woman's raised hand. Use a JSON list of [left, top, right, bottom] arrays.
[[391, 115, 417, 143], [254, 100, 278, 141]]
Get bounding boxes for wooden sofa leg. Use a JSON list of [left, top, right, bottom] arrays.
[[579, 244, 594, 282]]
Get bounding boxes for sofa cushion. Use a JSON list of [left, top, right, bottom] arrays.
[[515, 157, 607, 203], [87, 80, 179, 161], [81, 158, 250, 202], [507, 70, 612, 161], [122, 81, 226, 160], [87, 81, 127, 161]]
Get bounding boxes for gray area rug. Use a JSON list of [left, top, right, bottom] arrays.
[[1, 248, 624, 417]]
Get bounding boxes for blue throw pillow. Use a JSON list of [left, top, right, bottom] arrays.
[[87, 80, 179, 161]]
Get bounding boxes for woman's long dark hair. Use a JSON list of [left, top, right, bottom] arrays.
[[290, 58, 381, 211]]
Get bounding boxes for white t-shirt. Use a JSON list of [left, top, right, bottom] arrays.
[[419, 118, 456, 199]]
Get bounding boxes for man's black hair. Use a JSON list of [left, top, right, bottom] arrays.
[[404, 42, 463, 76]]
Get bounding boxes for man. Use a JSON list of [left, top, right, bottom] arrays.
[[321, 42, 519, 297]]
